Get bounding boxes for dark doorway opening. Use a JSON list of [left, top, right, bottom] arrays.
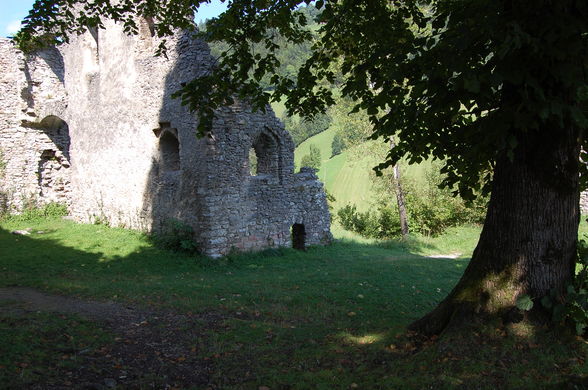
[[292, 223, 306, 250]]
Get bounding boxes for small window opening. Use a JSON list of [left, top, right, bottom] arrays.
[[249, 131, 281, 180], [39, 115, 71, 161], [160, 131, 180, 172], [292, 223, 306, 250], [40, 149, 56, 161], [249, 147, 258, 175]]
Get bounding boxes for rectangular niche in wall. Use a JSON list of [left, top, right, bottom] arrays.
[[157, 126, 180, 173]]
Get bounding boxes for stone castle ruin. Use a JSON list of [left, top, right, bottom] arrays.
[[0, 19, 331, 257]]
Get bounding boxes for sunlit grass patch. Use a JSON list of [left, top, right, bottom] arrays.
[[340, 332, 385, 346]]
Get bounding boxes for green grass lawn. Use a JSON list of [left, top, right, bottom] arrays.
[[0, 309, 113, 389], [0, 216, 468, 322], [2, 216, 588, 389]]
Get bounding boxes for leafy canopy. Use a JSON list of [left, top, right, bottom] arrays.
[[16, 0, 588, 197]]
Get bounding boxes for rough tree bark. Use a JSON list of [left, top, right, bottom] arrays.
[[409, 122, 581, 336]]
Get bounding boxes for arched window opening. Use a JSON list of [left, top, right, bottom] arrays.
[[40, 115, 64, 133], [159, 131, 180, 172], [38, 115, 71, 161], [249, 131, 281, 179], [249, 147, 258, 175], [292, 224, 306, 250]]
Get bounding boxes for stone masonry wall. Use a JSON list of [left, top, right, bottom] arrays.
[[198, 103, 331, 256], [57, 21, 211, 230], [0, 39, 70, 211], [581, 192, 588, 215]]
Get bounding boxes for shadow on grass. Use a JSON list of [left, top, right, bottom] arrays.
[[0, 220, 469, 322], [2, 221, 586, 389]]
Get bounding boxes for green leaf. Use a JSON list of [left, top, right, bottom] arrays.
[[576, 322, 586, 335], [516, 295, 534, 311], [463, 77, 480, 93], [552, 304, 566, 322], [540, 295, 553, 309]]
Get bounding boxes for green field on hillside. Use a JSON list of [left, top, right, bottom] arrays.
[[294, 127, 377, 211], [294, 126, 336, 168], [320, 149, 380, 211], [293, 126, 431, 212]]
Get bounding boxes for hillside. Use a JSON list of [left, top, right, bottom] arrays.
[[292, 126, 429, 213]]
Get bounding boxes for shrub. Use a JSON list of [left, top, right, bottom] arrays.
[[338, 204, 358, 232], [338, 161, 488, 239], [404, 176, 487, 236], [337, 204, 401, 239], [152, 219, 199, 254], [377, 206, 402, 238], [2, 202, 68, 222], [331, 132, 345, 157], [39, 202, 68, 218]]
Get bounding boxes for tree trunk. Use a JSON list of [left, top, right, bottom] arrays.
[[409, 124, 581, 336], [390, 138, 409, 237], [393, 163, 409, 238]]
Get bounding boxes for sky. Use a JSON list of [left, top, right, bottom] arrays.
[[0, 0, 228, 37]]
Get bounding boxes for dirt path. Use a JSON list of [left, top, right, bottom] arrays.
[[0, 287, 146, 323], [0, 287, 221, 389]]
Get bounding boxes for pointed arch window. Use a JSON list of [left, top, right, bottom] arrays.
[[248, 131, 282, 182]]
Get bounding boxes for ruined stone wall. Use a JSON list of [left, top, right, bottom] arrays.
[[197, 104, 331, 256], [581, 192, 588, 215], [0, 39, 70, 211], [0, 23, 331, 257], [57, 20, 211, 229]]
